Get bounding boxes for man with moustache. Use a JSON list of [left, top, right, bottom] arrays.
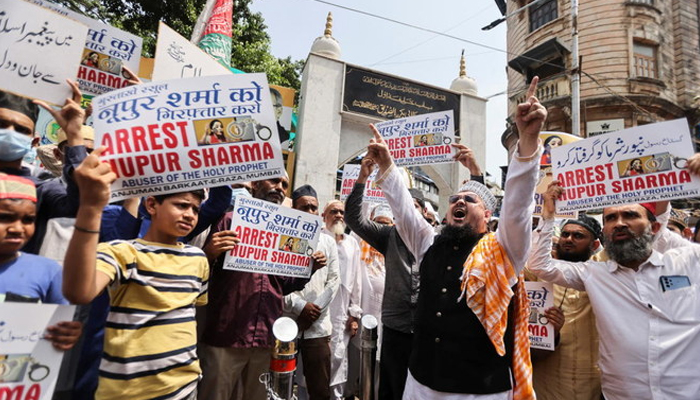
[[283, 184, 340, 400], [529, 199, 603, 400], [366, 77, 547, 399], [198, 176, 327, 400], [530, 188, 700, 399]]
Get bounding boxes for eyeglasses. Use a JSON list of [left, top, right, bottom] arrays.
[[560, 231, 590, 240], [448, 194, 479, 204]]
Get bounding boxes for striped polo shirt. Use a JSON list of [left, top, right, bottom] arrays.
[[95, 239, 209, 400]]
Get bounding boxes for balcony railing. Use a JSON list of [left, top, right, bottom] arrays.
[[510, 74, 571, 106]]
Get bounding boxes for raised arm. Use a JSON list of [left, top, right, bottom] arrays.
[[526, 181, 586, 291], [344, 157, 391, 253], [496, 77, 547, 272], [62, 148, 116, 304], [368, 125, 434, 263]]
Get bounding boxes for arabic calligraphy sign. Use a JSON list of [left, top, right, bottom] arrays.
[[551, 119, 700, 212], [0, 303, 76, 400], [225, 196, 322, 278], [92, 73, 286, 202], [0, 0, 87, 104], [152, 22, 230, 82], [343, 66, 461, 134]]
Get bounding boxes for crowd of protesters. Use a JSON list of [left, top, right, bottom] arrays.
[[2, 70, 700, 400]]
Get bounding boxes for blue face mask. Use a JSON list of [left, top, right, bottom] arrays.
[[0, 128, 33, 162]]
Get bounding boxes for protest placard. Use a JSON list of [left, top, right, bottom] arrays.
[[525, 281, 555, 351], [152, 22, 230, 81], [0, 0, 87, 105], [534, 132, 581, 219], [339, 164, 385, 204], [551, 119, 700, 212], [224, 196, 323, 278], [151, 23, 296, 151], [373, 110, 455, 167], [0, 303, 76, 400], [92, 73, 286, 201], [29, 0, 142, 97]]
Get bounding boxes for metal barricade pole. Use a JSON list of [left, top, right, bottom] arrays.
[[260, 317, 298, 400]]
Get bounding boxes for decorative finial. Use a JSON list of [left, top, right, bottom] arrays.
[[324, 12, 333, 37], [459, 49, 466, 77]]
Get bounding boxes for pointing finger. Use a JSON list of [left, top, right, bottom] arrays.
[[526, 76, 539, 99], [369, 124, 384, 144]]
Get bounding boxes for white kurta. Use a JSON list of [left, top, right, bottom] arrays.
[[327, 229, 363, 391]]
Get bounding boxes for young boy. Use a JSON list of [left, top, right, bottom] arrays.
[[63, 150, 209, 400], [0, 173, 82, 349]]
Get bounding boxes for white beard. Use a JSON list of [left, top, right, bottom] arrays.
[[329, 221, 346, 236]]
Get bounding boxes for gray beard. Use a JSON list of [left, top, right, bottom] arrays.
[[603, 225, 654, 266], [329, 221, 346, 236]]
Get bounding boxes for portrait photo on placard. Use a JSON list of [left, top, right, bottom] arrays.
[[193, 117, 256, 145]]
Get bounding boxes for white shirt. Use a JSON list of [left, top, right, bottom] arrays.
[[283, 233, 340, 338], [530, 218, 700, 400], [376, 144, 541, 400]]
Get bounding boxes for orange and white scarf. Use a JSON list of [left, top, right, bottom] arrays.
[[458, 233, 535, 400]]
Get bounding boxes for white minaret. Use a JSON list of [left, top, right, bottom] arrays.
[[450, 50, 478, 96], [309, 12, 341, 59]]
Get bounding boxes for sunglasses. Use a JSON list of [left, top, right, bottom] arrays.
[[448, 194, 479, 204]]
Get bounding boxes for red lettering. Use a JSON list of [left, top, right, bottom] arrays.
[[114, 129, 132, 153], [0, 384, 41, 400], [132, 126, 148, 151], [175, 121, 190, 147], [147, 124, 163, 151], [100, 132, 114, 156]]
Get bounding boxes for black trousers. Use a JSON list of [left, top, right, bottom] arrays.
[[379, 326, 413, 400], [300, 336, 331, 400]]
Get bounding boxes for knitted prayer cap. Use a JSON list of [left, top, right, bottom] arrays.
[[457, 180, 497, 212], [669, 208, 689, 230], [0, 90, 39, 124], [563, 214, 602, 240], [292, 184, 317, 201], [371, 204, 393, 220], [0, 173, 37, 203]]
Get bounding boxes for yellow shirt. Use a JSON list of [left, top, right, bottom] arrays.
[[95, 239, 209, 400]]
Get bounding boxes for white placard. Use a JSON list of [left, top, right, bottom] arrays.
[[551, 119, 700, 212], [374, 110, 456, 167], [525, 281, 555, 351], [0, 0, 88, 104], [92, 73, 286, 201], [339, 164, 385, 204], [152, 22, 231, 82], [0, 303, 76, 400], [225, 196, 323, 278], [29, 0, 142, 96]]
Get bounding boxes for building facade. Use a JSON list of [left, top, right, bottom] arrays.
[[500, 0, 700, 155]]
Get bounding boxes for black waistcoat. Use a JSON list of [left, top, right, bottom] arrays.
[[409, 233, 515, 394]]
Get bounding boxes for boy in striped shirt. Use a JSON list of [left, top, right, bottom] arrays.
[[63, 149, 210, 400]]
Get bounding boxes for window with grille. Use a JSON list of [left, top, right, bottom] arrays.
[[530, 0, 558, 32], [628, 0, 653, 5], [633, 42, 657, 78]]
